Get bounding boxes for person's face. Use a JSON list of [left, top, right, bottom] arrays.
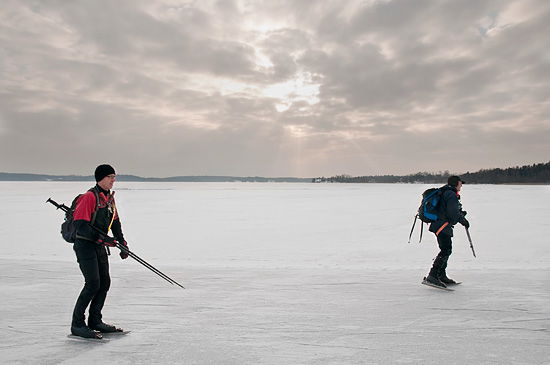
[[456, 181, 463, 192], [98, 174, 116, 190]]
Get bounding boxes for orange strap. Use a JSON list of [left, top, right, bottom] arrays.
[[435, 222, 449, 236], [107, 192, 117, 233]]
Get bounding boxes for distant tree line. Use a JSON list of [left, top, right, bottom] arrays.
[[313, 161, 550, 184], [2, 161, 549, 184]]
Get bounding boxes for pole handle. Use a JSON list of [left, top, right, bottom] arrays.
[[46, 198, 70, 212]]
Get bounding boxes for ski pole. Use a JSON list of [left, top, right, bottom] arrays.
[[408, 214, 418, 244], [46, 198, 185, 288], [48, 198, 184, 288], [117, 243, 181, 287], [465, 227, 476, 258], [117, 243, 185, 288]]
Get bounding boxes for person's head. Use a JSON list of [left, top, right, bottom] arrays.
[[95, 164, 116, 190], [447, 175, 465, 191]]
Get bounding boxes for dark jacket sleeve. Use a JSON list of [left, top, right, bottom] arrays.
[[444, 191, 461, 226], [74, 219, 99, 242], [111, 219, 125, 243], [110, 195, 124, 242]]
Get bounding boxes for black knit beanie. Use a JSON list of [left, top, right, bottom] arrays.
[[94, 164, 116, 182]]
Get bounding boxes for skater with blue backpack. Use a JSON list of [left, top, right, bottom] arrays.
[[422, 175, 470, 289]]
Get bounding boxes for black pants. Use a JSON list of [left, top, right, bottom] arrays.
[[72, 240, 110, 327], [429, 232, 453, 278]]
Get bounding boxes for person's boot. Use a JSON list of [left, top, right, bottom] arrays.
[[439, 274, 457, 285], [424, 274, 447, 288], [89, 321, 122, 333], [71, 325, 102, 339]]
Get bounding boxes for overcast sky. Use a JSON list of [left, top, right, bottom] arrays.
[[1, 0, 548, 177]]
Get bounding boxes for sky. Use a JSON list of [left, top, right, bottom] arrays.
[[1, 0, 549, 178]]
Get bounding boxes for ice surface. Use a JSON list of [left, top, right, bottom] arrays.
[[1, 182, 549, 364]]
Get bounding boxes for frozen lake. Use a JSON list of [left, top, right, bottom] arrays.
[[1, 182, 549, 364], [3, 182, 550, 269]]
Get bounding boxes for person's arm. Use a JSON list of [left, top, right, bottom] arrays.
[[445, 192, 469, 228], [110, 200, 129, 259], [444, 192, 461, 225], [111, 219, 124, 243], [73, 192, 99, 241]]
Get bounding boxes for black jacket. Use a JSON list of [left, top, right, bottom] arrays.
[[429, 185, 467, 237]]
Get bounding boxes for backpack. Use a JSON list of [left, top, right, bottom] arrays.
[[418, 188, 443, 223], [408, 187, 444, 243], [61, 188, 100, 243]]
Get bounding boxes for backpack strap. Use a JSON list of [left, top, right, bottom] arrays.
[[72, 188, 102, 243], [88, 187, 101, 226], [435, 222, 449, 236]]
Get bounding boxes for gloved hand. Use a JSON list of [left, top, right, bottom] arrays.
[[119, 240, 129, 260], [461, 218, 470, 229], [97, 235, 118, 247]]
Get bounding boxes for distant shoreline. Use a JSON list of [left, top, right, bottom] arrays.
[[2, 160, 549, 184], [0, 176, 548, 185]]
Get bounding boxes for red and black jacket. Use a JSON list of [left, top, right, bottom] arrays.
[[73, 185, 124, 243]]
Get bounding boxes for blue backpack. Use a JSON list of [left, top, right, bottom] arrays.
[[408, 187, 443, 243], [418, 188, 443, 223]]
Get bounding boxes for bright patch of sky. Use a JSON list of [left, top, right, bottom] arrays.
[[262, 72, 321, 112]]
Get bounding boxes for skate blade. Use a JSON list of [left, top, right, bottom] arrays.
[[421, 278, 454, 291], [67, 334, 107, 342], [102, 330, 131, 336]]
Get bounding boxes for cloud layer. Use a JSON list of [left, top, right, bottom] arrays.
[[1, 0, 549, 177]]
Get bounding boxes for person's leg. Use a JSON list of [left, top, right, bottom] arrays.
[[436, 233, 453, 277], [72, 241, 101, 330], [438, 233, 456, 283], [427, 233, 452, 284], [88, 247, 110, 327]]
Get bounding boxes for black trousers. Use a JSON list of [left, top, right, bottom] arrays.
[[429, 232, 453, 278], [72, 240, 110, 327]]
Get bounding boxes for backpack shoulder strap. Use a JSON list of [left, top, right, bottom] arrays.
[[87, 187, 101, 226]]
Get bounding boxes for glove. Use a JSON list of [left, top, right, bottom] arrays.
[[119, 240, 129, 260], [461, 218, 470, 229], [97, 235, 118, 247]]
